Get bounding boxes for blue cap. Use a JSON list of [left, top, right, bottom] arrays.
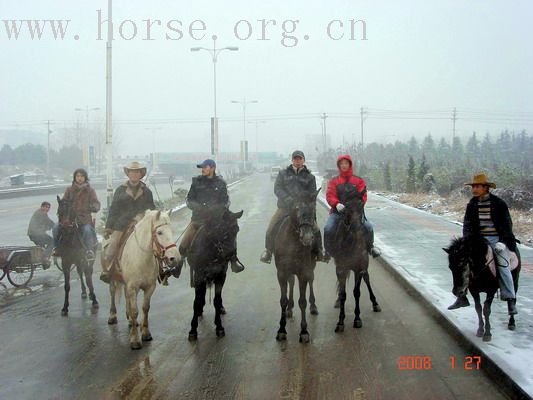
[[196, 159, 216, 168]]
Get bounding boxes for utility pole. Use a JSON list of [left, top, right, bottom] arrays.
[[105, 0, 113, 208], [46, 120, 52, 179], [451, 107, 457, 142], [360, 107, 367, 166], [320, 113, 328, 152]]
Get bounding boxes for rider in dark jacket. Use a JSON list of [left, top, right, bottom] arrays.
[[260, 150, 326, 264], [175, 159, 244, 274]]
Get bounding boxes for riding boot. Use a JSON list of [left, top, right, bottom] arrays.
[[230, 255, 245, 273], [448, 295, 470, 310]]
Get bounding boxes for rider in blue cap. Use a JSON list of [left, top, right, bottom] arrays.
[[174, 159, 244, 274]]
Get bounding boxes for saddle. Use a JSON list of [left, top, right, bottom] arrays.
[[102, 218, 140, 281], [485, 247, 519, 278]]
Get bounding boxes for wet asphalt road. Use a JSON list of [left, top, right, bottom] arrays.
[[0, 174, 510, 400]]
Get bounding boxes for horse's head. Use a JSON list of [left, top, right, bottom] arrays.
[[290, 189, 320, 247], [151, 210, 180, 267], [57, 195, 73, 227], [342, 189, 365, 229], [443, 237, 473, 297]]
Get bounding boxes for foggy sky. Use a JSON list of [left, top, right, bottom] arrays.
[[1, 0, 532, 155]]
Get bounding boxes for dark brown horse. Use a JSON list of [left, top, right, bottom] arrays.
[[274, 189, 320, 343], [444, 235, 520, 341], [330, 189, 380, 333], [56, 196, 98, 315]]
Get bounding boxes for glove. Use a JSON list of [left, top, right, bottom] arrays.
[[336, 203, 346, 212]]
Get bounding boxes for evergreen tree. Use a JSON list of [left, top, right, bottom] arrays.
[[417, 154, 430, 185], [406, 155, 416, 193], [383, 161, 392, 191]]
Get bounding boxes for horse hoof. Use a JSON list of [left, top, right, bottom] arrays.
[[334, 299, 340, 309], [508, 324, 516, 331], [353, 319, 363, 329], [142, 334, 153, 342], [483, 335, 492, 342], [286, 310, 293, 319], [476, 330, 484, 337], [373, 304, 382, 312], [81, 293, 87, 299], [220, 307, 226, 315], [108, 316, 118, 325], [188, 332, 198, 341], [61, 309, 68, 316], [335, 324, 344, 333], [130, 342, 142, 350], [310, 306, 319, 316], [216, 328, 225, 338], [299, 333, 310, 343], [92, 302, 99, 309], [276, 332, 287, 341]]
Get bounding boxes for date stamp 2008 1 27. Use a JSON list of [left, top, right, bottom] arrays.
[[397, 355, 482, 371]]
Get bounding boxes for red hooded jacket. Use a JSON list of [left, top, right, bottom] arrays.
[[326, 155, 367, 211]]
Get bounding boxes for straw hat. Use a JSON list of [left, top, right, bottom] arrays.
[[464, 173, 496, 189], [123, 161, 147, 178]]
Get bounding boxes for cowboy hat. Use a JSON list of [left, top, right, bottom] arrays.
[[123, 161, 147, 178], [464, 173, 496, 189]]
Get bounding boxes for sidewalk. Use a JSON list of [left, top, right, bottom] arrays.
[[317, 190, 533, 398]]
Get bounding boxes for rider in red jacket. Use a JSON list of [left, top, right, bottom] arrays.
[[324, 154, 380, 258]]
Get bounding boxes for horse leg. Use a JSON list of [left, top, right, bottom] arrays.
[[309, 277, 319, 316], [141, 284, 156, 342], [214, 278, 225, 338], [85, 264, 98, 309], [471, 291, 484, 337], [127, 285, 142, 349], [108, 281, 118, 325], [362, 271, 381, 312], [335, 270, 348, 333], [276, 271, 289, 341], [78, 265, 87, 299], [189, 282, 206, 341], [61, 261, 70, 316], [508, 299, 517, 331], [287, 274, 294, 319], [482, 294, 495, 342], [353, 272, 363, 328], [298, 276, 310, 343]]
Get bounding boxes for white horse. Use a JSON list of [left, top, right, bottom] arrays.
[[106, 210, 180, 350]]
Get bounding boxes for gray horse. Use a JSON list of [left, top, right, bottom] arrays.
[[274, 189, 320, 343]]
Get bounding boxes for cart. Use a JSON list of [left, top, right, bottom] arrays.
[[0, 246, 46, 287]]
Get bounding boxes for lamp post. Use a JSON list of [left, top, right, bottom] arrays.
[[75, 106, 100, 171], [46, 120, 52, 179], [231, 98, 258, 171], [191, 35, 238, 161], [248, 120, 266, 159]]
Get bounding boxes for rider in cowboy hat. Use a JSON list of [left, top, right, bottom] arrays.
[[173, 159, 244, 275], [100, 161, 155, 283], [448, 173, 518, 315]]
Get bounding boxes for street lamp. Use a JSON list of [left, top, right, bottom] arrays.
[[191, 35, 239, 161], [75, 106, 101, 171], [231, 98, 258, 171]]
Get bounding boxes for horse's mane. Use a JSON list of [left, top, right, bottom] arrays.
[[446, 235, 488, 266]]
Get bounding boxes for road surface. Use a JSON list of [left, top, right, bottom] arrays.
[[0, 174, 510, 399]]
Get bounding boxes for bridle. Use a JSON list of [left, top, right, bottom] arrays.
[[134, 221, 177, 263]]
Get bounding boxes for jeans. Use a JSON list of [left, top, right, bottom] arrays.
[[29, 233, 54, 258], [324, 212, 375, 255], [485, 236, 515, 300], [53, 223, 96, 251]]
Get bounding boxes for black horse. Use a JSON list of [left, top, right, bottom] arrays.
[[274, 190, 320, 343], [330, 189, 380, 333], [56, 196, 99, 315], [186, 208, 243, 340], [444, 235, 520, 341]]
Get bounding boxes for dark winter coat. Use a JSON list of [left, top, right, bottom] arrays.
[[463, 193, 518, 252], [186, 175, 229, 222], [274, 165, 317, 209], [27, 209, 54, 236], [105, 181, 155, 231], [62, 183, 100, 225]]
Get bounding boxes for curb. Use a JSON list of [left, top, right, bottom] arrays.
[[316, 194, 531, 400]]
